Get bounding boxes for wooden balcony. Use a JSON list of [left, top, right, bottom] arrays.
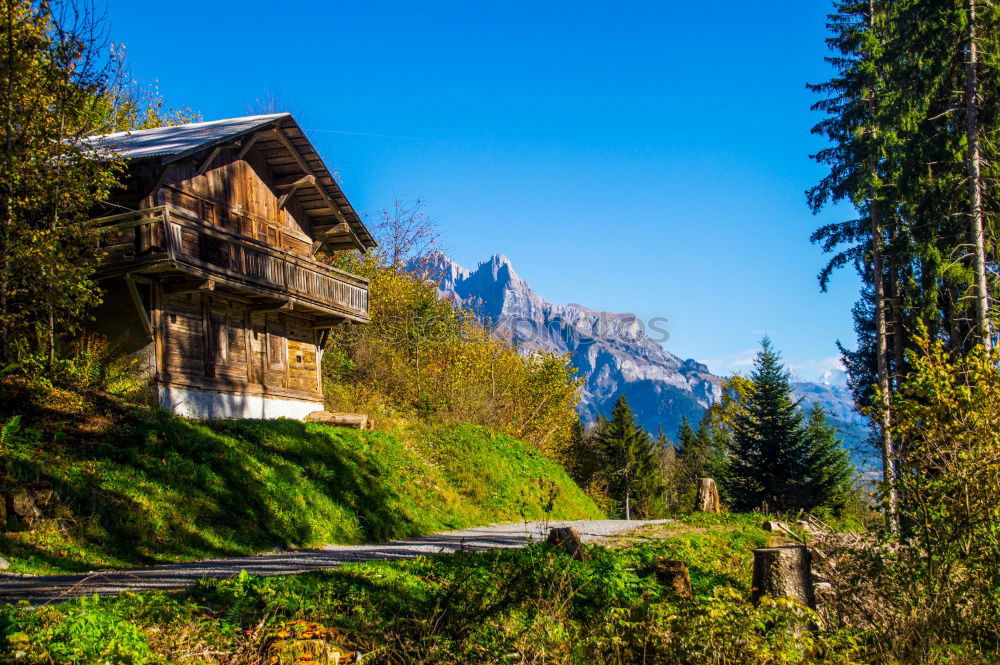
[[93, 205, 369, 321]]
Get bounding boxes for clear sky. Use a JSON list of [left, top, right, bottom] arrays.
[[104, 0, 859, 379]]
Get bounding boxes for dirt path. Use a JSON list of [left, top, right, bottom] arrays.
[[0, 519, 669, 605]]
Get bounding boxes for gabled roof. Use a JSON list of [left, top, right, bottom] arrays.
[[88, 113, 375, 250], [86, 114, 288, 161]]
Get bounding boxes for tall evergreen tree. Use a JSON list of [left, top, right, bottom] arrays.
[[728, 338, 811, 512], [808, 0, 903, 521], [810, 0, 1000, 525], [598, 395, 663, 519], [801, 402, 855, 513]]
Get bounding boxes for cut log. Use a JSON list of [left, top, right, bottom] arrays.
[[751, 545, 815, 609], [547, 526, 585, 560], [796, 520, 821, 535], [306, 411, 372, 430], [651, 558, 693, 599], [761, 520, 795, 536], [693, 478, 721, 513]]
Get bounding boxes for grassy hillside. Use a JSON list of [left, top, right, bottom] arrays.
[[0, 391, 601, 574]]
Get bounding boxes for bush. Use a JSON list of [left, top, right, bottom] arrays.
[[821, 340, 1000, 664], [323, 253, 581, 458], [1, 597, 158, 665]]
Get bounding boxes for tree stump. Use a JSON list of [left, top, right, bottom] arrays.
[[547, 526, 585, 560], [751, 545, 815, 609], [693, 478, 721, 513], [651, 559, 693, 599]]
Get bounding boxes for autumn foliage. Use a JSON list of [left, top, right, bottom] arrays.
[[322, 253, 581, 457]]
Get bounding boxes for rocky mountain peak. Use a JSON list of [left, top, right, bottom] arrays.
[[422, 252, 724, 434], [420, 251, 862, 451]]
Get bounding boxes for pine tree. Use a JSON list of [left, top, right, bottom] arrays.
[[598, 395, 663, 519], [563, 417, 605, 488], [676, 414, 728, 484], [729, 338, 811, 513], [810, 0, 1000, 525], [674, 417, 698, 469], [808, 0, 903, 522], [801, 402, 855, 513]]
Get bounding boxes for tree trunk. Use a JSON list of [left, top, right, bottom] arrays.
[[751, 545, 816, 609], [0, 240, 8, 363], [889, 223, 907, 385], [868, 0, 898, 530], [965, 0, 991, 349], [872, 207, 897, 528], [694, 477, 721, 513]]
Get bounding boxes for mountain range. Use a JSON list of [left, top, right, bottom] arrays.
[[422, 253, 869, 458]]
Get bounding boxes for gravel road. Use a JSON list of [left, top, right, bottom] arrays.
[[0, 519, 669, 605]]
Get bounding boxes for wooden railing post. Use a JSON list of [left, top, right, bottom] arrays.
[[161, 207, 173, 257]]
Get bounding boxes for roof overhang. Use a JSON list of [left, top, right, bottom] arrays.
[[89, 114, 376, 253]]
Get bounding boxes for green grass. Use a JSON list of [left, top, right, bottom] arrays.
[[0, 399, 601, 575], [0, 515, 878, 665]]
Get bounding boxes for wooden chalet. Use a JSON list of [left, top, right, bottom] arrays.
[[87, 114, 376, 419]]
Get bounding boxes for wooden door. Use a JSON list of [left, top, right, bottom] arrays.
[[264, 315, 287, 389]]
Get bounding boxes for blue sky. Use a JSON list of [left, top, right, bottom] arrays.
[[105, 0, 859, 378]]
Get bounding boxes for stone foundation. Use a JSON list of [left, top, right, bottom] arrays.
[[158, 385, 322, 420]]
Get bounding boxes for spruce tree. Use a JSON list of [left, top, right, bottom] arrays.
[[729, 338, 811, 512], [674, 417, 697, 464], [676, 415, 728, 487], [599, 395, 663, 519], [801, 402, 855, 513]]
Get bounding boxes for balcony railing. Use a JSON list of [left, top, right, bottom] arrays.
[[93, 205, 369, 320]]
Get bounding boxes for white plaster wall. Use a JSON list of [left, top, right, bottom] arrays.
[[158, 385, 322, 420]]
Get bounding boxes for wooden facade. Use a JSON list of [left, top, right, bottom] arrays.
[[88, 114, 376, 418]]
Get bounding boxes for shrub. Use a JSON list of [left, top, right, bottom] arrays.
[[1, 597, 158, 665], [323, 252, 581, 458], [822, 340, 1000, 664]]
